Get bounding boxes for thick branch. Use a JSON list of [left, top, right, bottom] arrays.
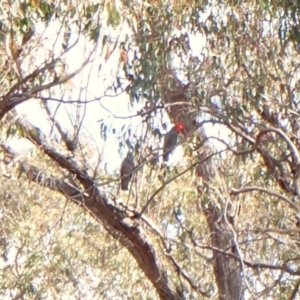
[[231, 186, 300, 213], [11, 117, 183, 300]]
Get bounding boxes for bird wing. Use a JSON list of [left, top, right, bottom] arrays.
[[120, 157, 135, 190], [163, 129, 177, 152], [121, 157, 134, 176]]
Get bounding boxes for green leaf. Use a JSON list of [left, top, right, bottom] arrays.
[[106, 2, 120, 28]]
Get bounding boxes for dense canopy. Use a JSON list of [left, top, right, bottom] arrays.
[[1, 0, 300, 299]]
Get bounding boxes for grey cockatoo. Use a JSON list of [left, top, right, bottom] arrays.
[[120, 152, 134, 190], [163, 123, 184, 162]]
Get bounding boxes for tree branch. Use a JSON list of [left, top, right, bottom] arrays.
[[9, 115, 184, 300]]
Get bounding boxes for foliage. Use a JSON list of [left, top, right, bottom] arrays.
[[1, 0, 300, 299]]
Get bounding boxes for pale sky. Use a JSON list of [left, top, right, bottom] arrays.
[[9, 5, 229, 174]]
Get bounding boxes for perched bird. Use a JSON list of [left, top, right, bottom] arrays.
[[120, 152, 135, 190], [163, 123, 184, 162]]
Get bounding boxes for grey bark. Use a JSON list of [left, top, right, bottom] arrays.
[[13, 117, 183, 300]]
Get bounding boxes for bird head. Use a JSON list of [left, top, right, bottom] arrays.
[[174, 122, 184, 133], [127, 152, 133, 160]]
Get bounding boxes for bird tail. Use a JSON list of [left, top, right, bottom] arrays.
[[121, 183, 128, 191], [163, 153, 169, 162], [121, 179, 129, 190]]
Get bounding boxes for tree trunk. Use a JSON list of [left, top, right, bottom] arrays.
[[165, 91, 245, 299], [204, 204, 243, 300]]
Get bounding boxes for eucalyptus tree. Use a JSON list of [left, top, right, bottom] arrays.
[[1, 1, 300, 299]]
